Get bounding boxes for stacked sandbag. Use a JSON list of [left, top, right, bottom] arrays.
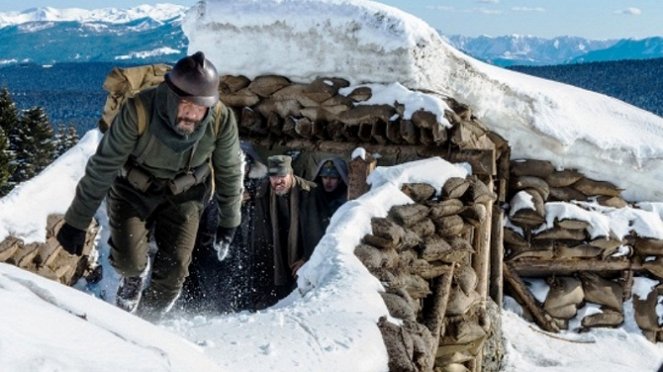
[[219, 74, 494, 152], [503, 159, 663, 335], [633, 284, 663, 342], [504, 158, 630, 263], [0, 214, 98, 286], [356, 177, 499, 371]]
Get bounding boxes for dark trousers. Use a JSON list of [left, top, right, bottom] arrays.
[[107, 179, 207, 313]]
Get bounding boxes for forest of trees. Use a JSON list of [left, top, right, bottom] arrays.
[[0, 88, 79, 196], [509, 57, 663, 117]]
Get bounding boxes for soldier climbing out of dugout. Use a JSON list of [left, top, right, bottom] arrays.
[[56, 51, 243, 319]]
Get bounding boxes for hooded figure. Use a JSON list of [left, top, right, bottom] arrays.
[[301, 157, 348, 259]]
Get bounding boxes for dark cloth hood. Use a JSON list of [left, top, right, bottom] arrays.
[[150, 83, 210, 153], [312, 156, 348, 185]]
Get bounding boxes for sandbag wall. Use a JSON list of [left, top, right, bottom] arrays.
[[0, 214, 98, 286], [503, 159, 663, 341], [219, 74, 502, 171], [354, 178, 500, 372]]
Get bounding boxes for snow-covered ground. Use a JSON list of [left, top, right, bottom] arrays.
[[2, 0, 663, 371]]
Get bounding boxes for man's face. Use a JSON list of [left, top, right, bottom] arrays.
[[175, 99, 207, 135], [321, 176, 340, 193], [270, 173, 294, 196]]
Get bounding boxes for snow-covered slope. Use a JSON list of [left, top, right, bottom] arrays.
[[185, 0, 663, 202]]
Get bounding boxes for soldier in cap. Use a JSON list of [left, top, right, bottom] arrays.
[[301, 157, 348, 259], [250, 154, 316, 308], [56, 51, 243, 319]]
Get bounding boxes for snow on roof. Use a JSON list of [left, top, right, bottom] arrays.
[[184, 0, 663, 202]]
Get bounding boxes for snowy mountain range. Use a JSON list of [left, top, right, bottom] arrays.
[[2, 5, 663, 66], [446, 34, 663, 66], [0, 5, 188, 65]]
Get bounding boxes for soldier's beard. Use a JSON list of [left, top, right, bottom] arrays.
[[175, 118, 200, 136]]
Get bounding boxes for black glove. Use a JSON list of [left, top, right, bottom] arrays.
[[56, 222, 87, 256], [213, 226, 236, 261]]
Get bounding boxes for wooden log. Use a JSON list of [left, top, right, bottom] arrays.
[[385, 121, 402, 144], [371, 120, 389, 145], [422, 264, 455, 368], [490, 206, 504, 307], [503, 262, 560, 332], [621, 269, 635, 302], [400, 119, 419, 145], [496, 147, 511, 204], [419, 128, 434, 146], [348, 152, 377, 200], [358, 122, 374, 142], [508, 257, 643, 276], [472, 179, 494, 302]]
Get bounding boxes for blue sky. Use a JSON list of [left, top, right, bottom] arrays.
[[0, 0, 661, 39]]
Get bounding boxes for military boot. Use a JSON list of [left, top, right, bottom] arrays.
[[116, 275, 145, 313], [115, 260, 151, 313]]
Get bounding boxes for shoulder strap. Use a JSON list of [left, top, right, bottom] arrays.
[[212, 103, 223, 138], [134, 95, 148, 136]]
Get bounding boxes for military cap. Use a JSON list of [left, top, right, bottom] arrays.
[[319, 160, 340, 177], [267, 155, 293, 176]]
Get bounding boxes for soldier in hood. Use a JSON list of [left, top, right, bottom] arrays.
[[301, 157, 348, 260]]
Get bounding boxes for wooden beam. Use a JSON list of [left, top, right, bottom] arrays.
[[507, 257, 644, 277], [490, 205, 504, 308], [422, 264, 455, 369], [503, 262, 560, 333]]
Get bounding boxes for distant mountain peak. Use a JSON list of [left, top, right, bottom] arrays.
[[0, 4, 188, 28]]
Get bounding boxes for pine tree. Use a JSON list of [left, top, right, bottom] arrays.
[[0, 127, 11, 195], [0, 87, 19, 194], [12, 107, 56, 183], [54, 123, 79, 157]]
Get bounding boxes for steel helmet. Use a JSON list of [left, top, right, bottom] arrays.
[[165, 51, 220, 107]]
